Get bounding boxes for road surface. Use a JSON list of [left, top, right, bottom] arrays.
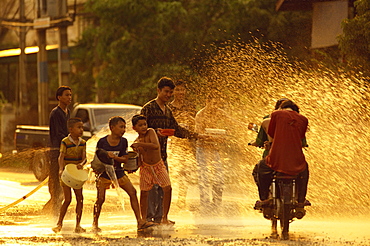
[[0, 167, 369, 246]]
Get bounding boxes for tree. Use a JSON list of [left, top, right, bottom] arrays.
[[71, 0, 312, 104], [339, 0, 370, 74]]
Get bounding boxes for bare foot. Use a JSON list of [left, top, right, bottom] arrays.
[[92, 226, 102, 233], [138, 221, 156, 230], [74, 225, 86, 233], [52, 224, 62, 233], [161, 219, 175, 225]]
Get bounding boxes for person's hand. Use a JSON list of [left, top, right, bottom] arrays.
[[264, 141, 272, 150], [156, 128, 166, 137], [198, 134, 214, 142], [76, 164, 83, 170], [131, 143, 140, 149], [126, 169, 137, 174], [107, 152, 115, 159]]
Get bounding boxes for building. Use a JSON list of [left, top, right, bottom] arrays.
[[276, 0, 356, 48]]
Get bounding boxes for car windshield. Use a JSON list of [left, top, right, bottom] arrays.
[[93, 108, 141, 131]]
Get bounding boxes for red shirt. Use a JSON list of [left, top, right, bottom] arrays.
[[266, 109, 308, 175]]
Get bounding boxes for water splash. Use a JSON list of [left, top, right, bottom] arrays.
[[181, 40, 370, 217], [105, 165, 125, 211]]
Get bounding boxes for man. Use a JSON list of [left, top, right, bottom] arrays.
[[195, 95, 230, 213], [168, 79, 197, 209], [141, 77, 196, 224], [256, 100, 309, 214], [250, 98, 288, 190], [43, 86, 72, 215]]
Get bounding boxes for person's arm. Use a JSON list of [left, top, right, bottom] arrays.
[[50, 110, 68, 148], [250, 119, 269, 147], [267, 112, 277, 139], [58, 152, 65, 174], [169, 110, 197, 139], [108, 152, 128, 164], [194, 111, 217, 142], [301, 118, 309, 147], [76, 146, 87, 170], [82, 148, 86, 162], [58, 140, 67, 173], [131, 129, 160, 150]]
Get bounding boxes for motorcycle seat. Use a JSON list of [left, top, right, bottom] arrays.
[[274, 172, 297, 179]]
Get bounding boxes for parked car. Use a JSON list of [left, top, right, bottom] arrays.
[[14, 103, 141, 180]]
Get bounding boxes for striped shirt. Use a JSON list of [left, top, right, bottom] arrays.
[[141, 99, 195, 161], [60, 135, 86, 164]]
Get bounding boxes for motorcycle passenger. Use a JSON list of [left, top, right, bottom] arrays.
[[255, 100, 309, 216]]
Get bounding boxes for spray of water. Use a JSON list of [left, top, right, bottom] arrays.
[[104, 165, 125, 211], [180, 40, 370, 218]]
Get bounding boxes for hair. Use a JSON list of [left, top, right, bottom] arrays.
[[157, 77, 175, 90], [132, 114, 147, 126], [280, 100, 300, 113], [274, 98, 289, 110], [108, 116, 126, 128], [56, 86, 72, 101], [68, 117, 82, 128]]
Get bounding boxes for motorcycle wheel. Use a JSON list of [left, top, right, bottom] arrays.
[[31, 150, 49, 181], [280, 203, 291, 240], [270, 218, 278, 239]]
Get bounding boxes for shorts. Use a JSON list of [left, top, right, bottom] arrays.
[[140, 160, 171, 191], [96, 175, 130, 189]]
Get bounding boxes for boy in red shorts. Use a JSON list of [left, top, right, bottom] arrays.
[[131, 115, 174, 225]]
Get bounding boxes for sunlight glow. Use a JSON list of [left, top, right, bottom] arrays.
[[0, 44, 59, 58]]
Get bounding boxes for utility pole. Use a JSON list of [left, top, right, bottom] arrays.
[[37, 28, 49, 125], [36, 0, 49, 125], [58, 24, 70, 86], [18, 0, 27, 115], [57, 0, 70, 86]]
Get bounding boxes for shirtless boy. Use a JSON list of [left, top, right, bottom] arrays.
[[131, 115, 174, 225]]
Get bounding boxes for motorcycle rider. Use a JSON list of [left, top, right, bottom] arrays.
[[255, 100, 309, 216], [250, 98, 288, 185]]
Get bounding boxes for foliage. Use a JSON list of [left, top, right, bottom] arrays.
[[338, 0, 370, 75], [71, 0, 312, 104]]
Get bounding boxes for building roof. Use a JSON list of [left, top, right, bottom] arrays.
[[276, 0, 355, 11]]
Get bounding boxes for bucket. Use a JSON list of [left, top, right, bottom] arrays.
[[160, 129, 175, 136], [124, 151, 138, 171], [61, 164, 88, 189], [91, 148, 114, 173], [205, 128, 226, 135]]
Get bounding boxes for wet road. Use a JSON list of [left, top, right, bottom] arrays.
[[0, 168, 369, 246]]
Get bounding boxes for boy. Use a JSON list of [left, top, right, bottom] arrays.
[[52, 117, 86, 233], [131, 115, 174, 225], [93, 116, 150, 232]]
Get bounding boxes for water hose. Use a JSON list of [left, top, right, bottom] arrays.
[[0, 177, 49, 213]]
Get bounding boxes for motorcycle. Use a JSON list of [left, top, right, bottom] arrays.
[[255, 172, 309, 240], [248, 123, 310, 240]]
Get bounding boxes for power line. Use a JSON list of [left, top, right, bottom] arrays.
[[0, 16, 73, 28]]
